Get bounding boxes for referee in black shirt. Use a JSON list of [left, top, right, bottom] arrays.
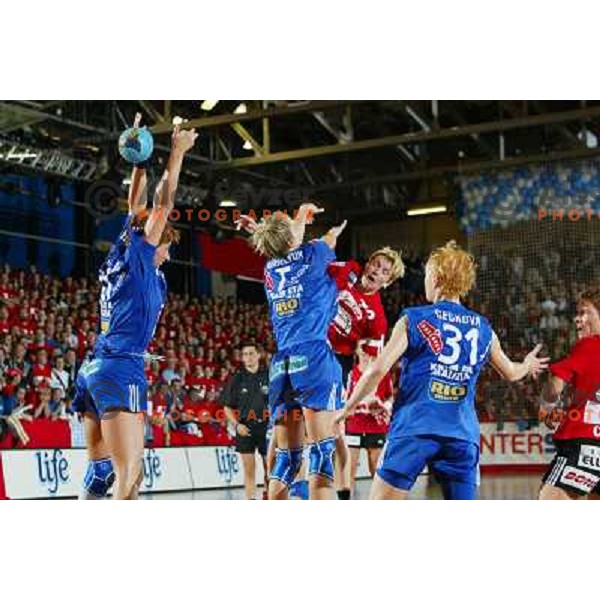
[[221, 342, 270, 500]]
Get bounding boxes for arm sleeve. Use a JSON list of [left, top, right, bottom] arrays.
[[549, 350, 579, 384], [326, 260, 361, 290]]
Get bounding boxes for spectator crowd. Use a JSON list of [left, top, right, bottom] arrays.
[[1, 215, 595, 446], [0, 264, 275, 446]]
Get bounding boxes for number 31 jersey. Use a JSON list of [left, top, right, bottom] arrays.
[[392, 300, 494, 445]]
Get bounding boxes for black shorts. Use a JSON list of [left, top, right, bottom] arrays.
[[236, 422, 268, 456], [335, 353, 355, 389], [542, 439, 600, 496], [345, 432, 387, 449]]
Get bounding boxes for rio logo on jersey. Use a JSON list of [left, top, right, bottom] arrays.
[[36, 449, 70, 495], [417, 320, 444, 354], [275, 297, 299, 317], [430, 379, 467, 402], [142, 448, 162, 489], [215, 446, 239, 484]]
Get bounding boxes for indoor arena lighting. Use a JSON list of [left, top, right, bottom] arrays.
[[200, 100, 219, 111], [219, 199, 237, 207], [234, 103, 248, 115], [407, 205, 447, 217], [242, 140, 253, 150]]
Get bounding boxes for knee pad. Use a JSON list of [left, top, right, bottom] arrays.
[[308, 437, 336, 481], [270, 447, 303, 487], [82, 458, 115, 498]]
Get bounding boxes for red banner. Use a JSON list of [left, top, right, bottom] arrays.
[[197, 232, 265, 281]]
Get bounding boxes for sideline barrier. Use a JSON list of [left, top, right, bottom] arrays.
[[0, 422, 556, 498]]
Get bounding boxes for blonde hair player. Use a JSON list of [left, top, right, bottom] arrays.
[[335, 241, 548, 500], [328, 246, 404, 499], [73, 115, 197, 500], [237, 204, 347, 499]]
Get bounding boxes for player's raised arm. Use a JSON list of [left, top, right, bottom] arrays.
[[489, 334, 549, 382], [145, 124, 198, 246], [289, 202, 324, 244], [127, 113, 148, 216], [321, 220, 348, 249], [336, 316, 408, 426]]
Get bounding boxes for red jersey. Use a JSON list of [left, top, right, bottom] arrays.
[[327, 261, 388, 357], [550, 335, 600, 441], [345, 365, 393, 435], [31, 363, 52, 386]]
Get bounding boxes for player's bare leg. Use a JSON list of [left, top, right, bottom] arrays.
[[304, 408, 337, 500], [369, 474, 409, 500], [84, 413, 109, 461], [349, 446, 361, 492], [367, 447, 383, 477], [260, 453, 269, 496], [241, 453, 257, 500], [268, 413, 304, 500], [101, 410, 145, 500], [334, 436, 351, 499], [539, 483, 580, 500]]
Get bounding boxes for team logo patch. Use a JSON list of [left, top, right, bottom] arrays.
[[429, 379, 467, 402], [288, 355, 308, 374], [417, 320, 444, 354], [274, 298, 299, 317], [560, 466, 599, 493], [578, 445, 600, 472]]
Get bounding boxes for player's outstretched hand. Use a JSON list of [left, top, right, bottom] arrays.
[[524, 343, 550, 379], [297, 202, 324, 224], [235, 214, 259, 234], [172, 123, 199, 154], [328, 220, 348, 239]]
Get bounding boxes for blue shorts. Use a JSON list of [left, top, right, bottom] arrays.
[[269, 341, 343, 422], [72, 356, 148, 418], [377, 435, 480, 495]]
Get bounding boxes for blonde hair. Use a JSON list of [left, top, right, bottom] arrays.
[[427, 240, 476, 298], [250, 214, 294, 259], [368, 247, 405, 284]]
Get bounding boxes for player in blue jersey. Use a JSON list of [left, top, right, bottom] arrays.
[[73, 119, 198, 499], [335, 241, 549, 500], [237, 204, 347, 499]]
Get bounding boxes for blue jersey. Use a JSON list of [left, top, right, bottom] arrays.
[[391, 300, 494, 445], [264, 240, 337, 351], [94, 215, 167, 358]]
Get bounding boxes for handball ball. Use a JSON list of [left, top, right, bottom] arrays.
[[118, 127, 154, 164]]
